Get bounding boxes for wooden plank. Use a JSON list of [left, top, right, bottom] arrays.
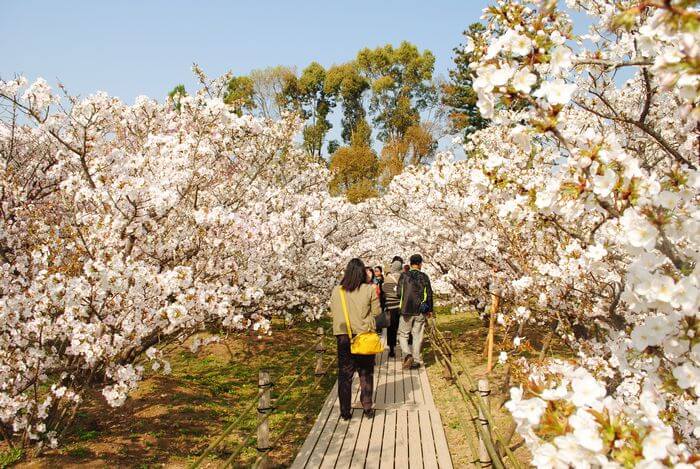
[[394, 409, 409, 469], [351, 371, 361, 407], [321, 379, 361, 468], [410, 365, 423, 405], [416, 361, 453, 468], [408, 410, 423, 469], [290, 383, 338, 468], [361, 345, 387, 468], [374, 350, 387, 405], [430, 409, 454, 469], [420, 408, 438, 469], [403, 360, 416, 404], [379, 408, 396, 468], [292, 327, 455, 469], [395, 355, 406, 404], [384, 348, 396, 407], [350, 410, 375, 467], [337, 380, 363, 466], [348, 347, 385, 467], [365, 409, 385, 469], [303, 402, 341, 467], [333, 407, 363, 467], [417, 364, 434, 406]]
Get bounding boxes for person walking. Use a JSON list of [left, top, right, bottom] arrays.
[[372, 265, 390, 332], [373, 265, 384, 285], [367, 266, 383, 302], [398, 254, 433, 369], [331, 258, 380, 420], [382, 257, 403, 357]]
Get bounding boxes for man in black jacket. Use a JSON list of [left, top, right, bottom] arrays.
[[397, 254, 433, 369]]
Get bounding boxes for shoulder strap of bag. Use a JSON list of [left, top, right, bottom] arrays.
[[339, 287, 353, 338]]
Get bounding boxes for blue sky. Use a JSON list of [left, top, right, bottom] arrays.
[[2, 1, 491, 154], [2, 0, 490, 100]]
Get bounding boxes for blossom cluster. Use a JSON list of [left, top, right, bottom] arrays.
[[367, 0, 700, 465], [0, 71, 359, 446]]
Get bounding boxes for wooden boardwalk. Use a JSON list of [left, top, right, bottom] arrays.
[[291, 342, 453, 469]]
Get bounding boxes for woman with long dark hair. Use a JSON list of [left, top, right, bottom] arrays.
[[330, 258, 380, 420]]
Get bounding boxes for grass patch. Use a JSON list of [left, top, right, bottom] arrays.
[[0, 448, 23, 468], [426, 309, 573, 467], [77, 429, 100, 442], [10, 318, 335, 468], [65, 445, 93, 459]]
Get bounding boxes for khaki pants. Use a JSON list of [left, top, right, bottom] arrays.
[[398, 314, 426, 363]]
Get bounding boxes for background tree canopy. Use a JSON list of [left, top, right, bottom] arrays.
[[173, 37, 482, 203]]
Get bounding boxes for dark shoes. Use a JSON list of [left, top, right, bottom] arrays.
[[363, 409, 375, 418], [403, 354, 413, 370], [410, 362, 421, 369], [341, 413, 352, 421], [388, 348, 396, 358]]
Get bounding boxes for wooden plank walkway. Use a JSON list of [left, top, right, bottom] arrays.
[[292, 338, 453, 469]]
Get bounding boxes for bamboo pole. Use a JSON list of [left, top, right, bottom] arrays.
[[485, 292, 499, 373], [257, 369, 272, 465], [477, 379, 491, 467], [314, 327, 325, 376], [430, 319, 523, 469]]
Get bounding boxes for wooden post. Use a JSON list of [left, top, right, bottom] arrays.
[[477, 378, 491, 468], [257, 369, 272, 460], [314, 327, 326, 376], [485, 292, 499, 373], [442, 330, 453, 382]]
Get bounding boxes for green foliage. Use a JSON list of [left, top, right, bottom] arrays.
[[327, 139, 340, 155], [66, 445, 93, 459], [325, 63, 370, 144], [167, 84, 187, 111], [379, 123, 436, 186], [356, 41, 437, 142], [329, 125, 380, 203], [224, 76, 255, 116], [280, 62, 336, 157], [214, 41, 439, 191], [77, 429, 100, 441], [0, 448, 22, 468], [349, 119, 372, 148], [442, 23, 490, 142]]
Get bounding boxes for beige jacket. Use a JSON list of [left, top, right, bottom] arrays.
[[330, 284, 379, 336]]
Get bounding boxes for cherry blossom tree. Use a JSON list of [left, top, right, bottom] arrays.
[[0, 68, 359, 449], [368, 1, 700, 465], [3, 1, 700, 464]]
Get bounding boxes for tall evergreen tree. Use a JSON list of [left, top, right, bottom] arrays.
[[280, 62, 336, 158], [442, 23, 490, 141], [325, 63, 370, 145], [356, 41, 437, 142]]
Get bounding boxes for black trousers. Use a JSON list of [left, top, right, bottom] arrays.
[[336, 334, 375, 416], [386, 308, 400, 351]]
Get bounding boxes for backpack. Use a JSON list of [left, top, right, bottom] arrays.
[[400, 270, 430, 315]]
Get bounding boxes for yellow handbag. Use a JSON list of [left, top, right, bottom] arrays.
[[340, 287, 384, 355]]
